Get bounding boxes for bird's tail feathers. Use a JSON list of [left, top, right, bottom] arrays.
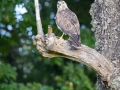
[[70, 34, 81, 48]]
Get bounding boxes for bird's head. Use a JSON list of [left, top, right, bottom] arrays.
[[57, 0, 68, 11]]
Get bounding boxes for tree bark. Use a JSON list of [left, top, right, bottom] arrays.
[[90, 0, 120, 90], [34, 0, 120, 89]]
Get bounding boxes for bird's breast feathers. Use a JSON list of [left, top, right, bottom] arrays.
[[55, 9, 80, 34]]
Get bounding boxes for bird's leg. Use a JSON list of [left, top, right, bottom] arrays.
[[68, 37, 71, 41], [59, 33, 64, 39]]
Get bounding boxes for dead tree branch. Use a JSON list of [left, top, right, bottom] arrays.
[[33, 33, 114, 83]]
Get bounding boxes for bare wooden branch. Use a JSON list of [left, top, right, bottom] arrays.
[[34, 0, 44, 36], [33, 33, 114, 83]]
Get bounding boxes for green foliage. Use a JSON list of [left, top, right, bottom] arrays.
[[54, 63, 96, 90], [0, 81, 54, 90], [0, 61, 17, 81], [0, 59, 96, 90], [0, 0, 96, 90], [81, 29, 95, 48], [0, 60, 54, 90]]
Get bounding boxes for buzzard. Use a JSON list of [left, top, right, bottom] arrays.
[[55, 0, 81, 48]]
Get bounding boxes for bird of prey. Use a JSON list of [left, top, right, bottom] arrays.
[[55, 0, 81, 48]]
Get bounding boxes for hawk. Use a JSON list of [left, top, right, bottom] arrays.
[[55, 0, 81, 48]]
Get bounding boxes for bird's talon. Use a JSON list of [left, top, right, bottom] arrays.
[[59, 37, 63, 40]]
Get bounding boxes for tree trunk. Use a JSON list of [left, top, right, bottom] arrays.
[[90, 0, 120, 90]]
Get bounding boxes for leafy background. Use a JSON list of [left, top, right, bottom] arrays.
[[0, 0, 96, 90]]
